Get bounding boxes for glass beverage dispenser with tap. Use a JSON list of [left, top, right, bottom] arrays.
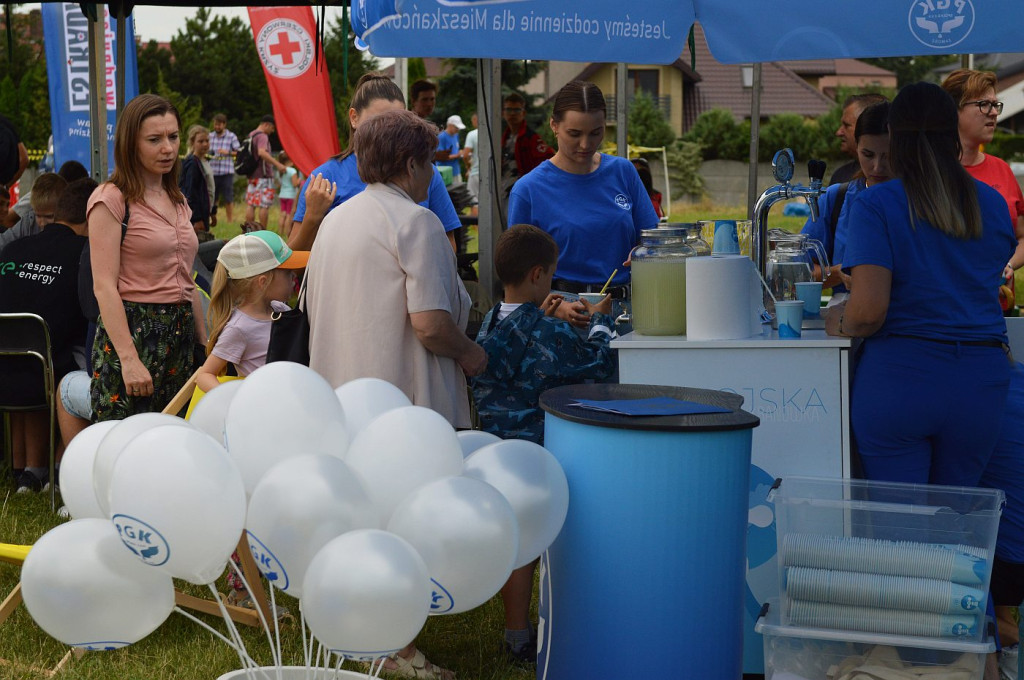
[[631, 227, 695, 335]]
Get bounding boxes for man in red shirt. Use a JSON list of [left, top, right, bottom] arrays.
[[500, 93, 553, 195]]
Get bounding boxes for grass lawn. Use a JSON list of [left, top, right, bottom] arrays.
[[1, 489, 536, 680]]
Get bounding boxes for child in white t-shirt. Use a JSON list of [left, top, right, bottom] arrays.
[[196, 230, 309, 393]]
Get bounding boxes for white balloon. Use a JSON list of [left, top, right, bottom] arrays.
[[301, 529, 431, 661], [108, 425, 247, 585], [388, 476, 517, 615], [93, 413, 194, 518], [246, 454, 379, 597], [334, 378, 412, 437], [225, 362, 350, 494], [464, 440, 570, 568], [188, 379, 244, 445], [59, 421, 118, 519], [456, 430, 502, 459], [346, 406, 464, 523], [21, 518, 175, 650]]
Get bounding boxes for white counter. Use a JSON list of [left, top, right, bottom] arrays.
[[611, 326, 855, 674]]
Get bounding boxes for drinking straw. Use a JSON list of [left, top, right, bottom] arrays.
[[598, 269, 619, 295]]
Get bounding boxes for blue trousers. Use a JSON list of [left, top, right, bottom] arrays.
[[852, 336, 1010, 486]]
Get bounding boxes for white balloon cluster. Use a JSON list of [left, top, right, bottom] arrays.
[[24, 362, 570, 662]]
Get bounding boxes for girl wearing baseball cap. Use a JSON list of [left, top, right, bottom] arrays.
[[195, 230, 308, 393]]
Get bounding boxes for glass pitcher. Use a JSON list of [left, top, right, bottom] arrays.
[[631, 227, 695, 335], [766, 232, 831, 302]]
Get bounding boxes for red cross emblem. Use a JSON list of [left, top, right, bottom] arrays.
[[268, 31, 302, 65]]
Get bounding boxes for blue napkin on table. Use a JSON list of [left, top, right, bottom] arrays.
[[568, 397, 731, 417]]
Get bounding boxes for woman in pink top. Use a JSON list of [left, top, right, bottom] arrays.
[[87, 94, 206, 420]]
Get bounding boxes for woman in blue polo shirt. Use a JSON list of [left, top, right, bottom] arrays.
[[826, 82, 1016, 485], [508, 80, 659, 329], [287, 73, 460, 252]]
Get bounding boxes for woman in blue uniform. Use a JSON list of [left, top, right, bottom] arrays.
[[287, 73, 461, 252], [826, 82, 1016, 485], [507, 80, 659, 329], [802, 100, 891, 303]]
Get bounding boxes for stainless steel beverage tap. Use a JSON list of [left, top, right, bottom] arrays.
[[752, 149, 827, 280]]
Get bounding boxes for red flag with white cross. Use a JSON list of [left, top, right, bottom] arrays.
[[247, 6, 340, 177]]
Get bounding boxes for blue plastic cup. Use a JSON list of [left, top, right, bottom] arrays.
[[795, 281, 823, 318], [712, 220, 740, 255], [775, 301, 803, 338]]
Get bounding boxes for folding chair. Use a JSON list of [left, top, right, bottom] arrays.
[[0, 313, 58, 510]]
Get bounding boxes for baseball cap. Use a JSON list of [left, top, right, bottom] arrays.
[[217, 230, 309, 279], [260, 114, 276, 125], [447, 115, 466, 130]]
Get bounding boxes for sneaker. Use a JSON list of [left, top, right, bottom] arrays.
[[503, 639, 537, 667], [15, 470, 43, 494], [57, 505, 72, 519], [1000, 644, 1019, 680]]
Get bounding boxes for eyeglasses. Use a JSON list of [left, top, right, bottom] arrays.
[[503, 107, 524, 113], [964, 99, 1004, 115]]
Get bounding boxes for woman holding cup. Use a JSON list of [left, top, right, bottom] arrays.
[[802, 100, 892, 303], [826, 82, 1015, 486], [507, 80, 660, 329]]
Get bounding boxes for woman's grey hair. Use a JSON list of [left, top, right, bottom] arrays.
[[354, 110, 439, 185]]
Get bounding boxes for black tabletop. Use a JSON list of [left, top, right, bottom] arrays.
[[540, 383, 759, 433]]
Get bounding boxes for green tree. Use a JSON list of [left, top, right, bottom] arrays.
[[408, 57, 427, 83], [137, 40, 173, 95], [322, 12, 378, 148], [435, 58, 547, 134], [153, 70, 204, 141], [628, 90, 676, 148], [0, 8, 50, 150], [682, 109, 748, 160], [164, 8, 270, 132], [860, 56, 957, 88]]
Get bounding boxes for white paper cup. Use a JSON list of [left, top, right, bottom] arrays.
[[795, 281, 823, 318], [775, 301, 803, 338]]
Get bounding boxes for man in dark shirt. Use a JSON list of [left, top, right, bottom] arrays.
[[829, 93, 887, 185], [0, 177, 96, 492]]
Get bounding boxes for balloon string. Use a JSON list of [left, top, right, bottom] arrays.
[[227, 559, 279, 667], [207, 582, 267, 680], [173, 606, 248, 656], [301, 608, 312, 678], [270, 584, 283, 680]]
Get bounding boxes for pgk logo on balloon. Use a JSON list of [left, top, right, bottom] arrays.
[[112, 514, 170, 567], [74, 641, 128, 651], [718, 386, 828, 422], [430, 579, 454, 614], [246, 532, 289, 592]]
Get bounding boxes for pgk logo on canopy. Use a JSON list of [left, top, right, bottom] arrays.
[[909, 0, 974, 49], [112, 514, 170, 567]]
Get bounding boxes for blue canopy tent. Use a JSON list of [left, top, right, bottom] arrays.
[[351, 0, 1012, 297], [352, 0, 1015, 673]]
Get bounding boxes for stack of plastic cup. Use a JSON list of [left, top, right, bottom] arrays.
[[785, 566, 986, 614], [788, 600, 979, 638]]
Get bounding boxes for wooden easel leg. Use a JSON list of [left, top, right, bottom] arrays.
[[235, 534, 273, 625], [0, 582, 22, 625]]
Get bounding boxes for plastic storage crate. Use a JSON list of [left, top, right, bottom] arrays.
[[756, 602, 994, 680], [770, 476, 1004, 643]]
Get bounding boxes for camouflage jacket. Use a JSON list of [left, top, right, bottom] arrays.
[[471, 302, 614, 444]]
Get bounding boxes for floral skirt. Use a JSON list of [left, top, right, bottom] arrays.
[[90, 301, 196, 421]]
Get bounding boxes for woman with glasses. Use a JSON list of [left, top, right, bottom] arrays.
[[942, 69, 1024, 280], [825, 82, 1015, 486]]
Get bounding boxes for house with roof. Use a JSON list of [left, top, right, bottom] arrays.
[[525, 24, 896, 137]]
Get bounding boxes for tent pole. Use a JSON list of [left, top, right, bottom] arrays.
[[88, 5, 109, 180], [746, 62, 762, 220], [116, 12, 126, 118], [616, 63, 628, 157], [477, 58, 502, 299], [393, 58, 408, 98]]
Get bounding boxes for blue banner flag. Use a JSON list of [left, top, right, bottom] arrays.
[[42, 3, 139, 175]]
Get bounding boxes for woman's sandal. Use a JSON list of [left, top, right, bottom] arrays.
[[379, 649, 455, 680]]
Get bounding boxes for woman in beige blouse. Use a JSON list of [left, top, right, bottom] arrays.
[[306, 108, 484, 678]]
